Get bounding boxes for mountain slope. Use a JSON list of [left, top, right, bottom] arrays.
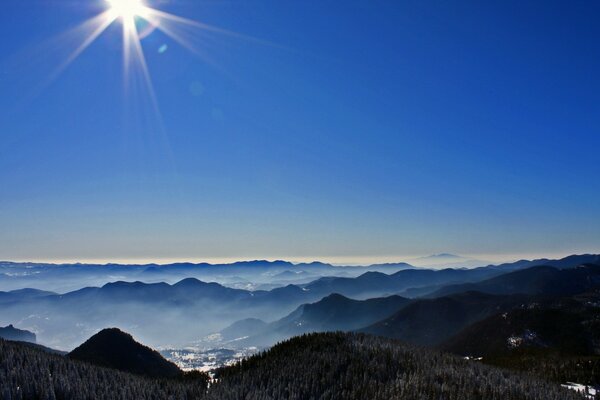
[[487, 254, 600, 271], [439, 290, 600, 385], [219, 318, 268, 341], [2, 331, 581, 400], [208, 332, 580, 400], [442, 308, 596, 356], [303, 267, 502, 299], [361, 291, 528, 346], [68, 328, 182, 378], [0, 338, 208, 400], [293, 293, 410, 329], [222, 293, 411, 347], [430, 264, 600, 298]]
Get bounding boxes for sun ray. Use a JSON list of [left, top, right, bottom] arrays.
[[140, 11, 222, 69], [142, 7, 283, 49], [40, 10, 117, 92], [27, 0, 279, 98]]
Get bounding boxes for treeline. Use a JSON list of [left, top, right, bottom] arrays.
[[209, 332, 585, 400], [488, 353, 600, 386], [0, 333, 589, 400], [0, 340, 207, 400]]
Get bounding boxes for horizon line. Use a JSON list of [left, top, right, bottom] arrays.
[[1, 251, 598, 268]]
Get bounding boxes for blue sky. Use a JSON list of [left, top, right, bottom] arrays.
[[0, 0, 598, 264]]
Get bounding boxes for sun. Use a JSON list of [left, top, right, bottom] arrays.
[[43, 0, 251, 113], [107, 0, 148, 19]]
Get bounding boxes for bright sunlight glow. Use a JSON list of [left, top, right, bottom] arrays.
[[107, 0, 147, 19], [40, 0, 254, 122]]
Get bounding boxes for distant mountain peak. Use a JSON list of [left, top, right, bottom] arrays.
[[173, 277, 205, 287], [0, 324, 36, 344], [425, 253, 462, 259]]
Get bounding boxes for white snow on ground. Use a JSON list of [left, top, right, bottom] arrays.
[[561, 382, 598, 399], [161, 347, 259, 372]]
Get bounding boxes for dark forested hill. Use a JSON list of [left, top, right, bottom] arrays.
[[209, 332, 581, 400], [360, 291, 529, 346], [440, 289, 600, 385], [0, 338, 209, 400], [0, 332, 583, 400], [68, 328, 182, 378]]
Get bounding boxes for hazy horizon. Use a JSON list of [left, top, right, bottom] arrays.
[[3, 250, 598, 267]]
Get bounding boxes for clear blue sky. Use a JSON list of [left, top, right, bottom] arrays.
[[0, 0, 598, 264]]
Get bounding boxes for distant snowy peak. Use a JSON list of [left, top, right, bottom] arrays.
[[411, 254, 487, 268], [422, 253, 463, 260]]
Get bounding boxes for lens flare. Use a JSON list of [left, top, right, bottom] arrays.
[[28, 0, 269, 127]]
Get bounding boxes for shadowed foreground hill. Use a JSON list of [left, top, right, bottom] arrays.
[[209, 332, 579, 400], [0, 332, 582, 400], [360, 291, 529, 346], [68, 328, 181, 378], [0, 338, 208, 400], [440, 289, 600, 385]]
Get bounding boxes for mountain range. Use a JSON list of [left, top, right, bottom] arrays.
[[1, 253, 598, 349], [214, 260, 600, 349], [1, 253, 600, 398], [5, 253, 597, 294]]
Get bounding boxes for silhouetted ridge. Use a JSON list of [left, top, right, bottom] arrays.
[[430, 263, 600, 298], [0, 324, 36, 343], [68, 328, 181, 378], [224, 292, 410, 347], [361, 291, 529, 345]]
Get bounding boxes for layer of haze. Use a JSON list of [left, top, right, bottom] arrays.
[[0, 0, 599, 263]]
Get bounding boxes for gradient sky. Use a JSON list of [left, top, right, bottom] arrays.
[[0, 0, 599, 264]]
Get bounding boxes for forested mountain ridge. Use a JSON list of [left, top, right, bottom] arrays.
[[0, 332, 584, 400], [0, 338, 209, 400], [360, 291, 530, 346], [440, 288, 600, 385], [209, 332, 581, 400]]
